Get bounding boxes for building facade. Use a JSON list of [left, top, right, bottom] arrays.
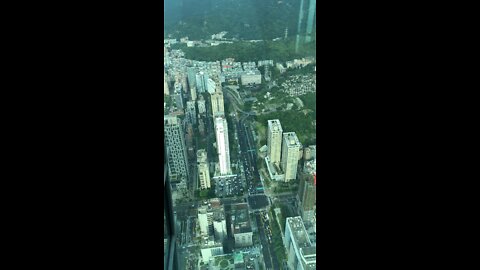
[[197, 149, 211, 189], [212, 212, 227, 242], [281, 132, 301, 182], [164, 70, 169, 96], [186, 101, 197, 125], [231, 203, 253, 248], [240, 71, 262, 86], [197, 97, 207, 115], [284, 217, 316, 270], [267, 119, 283, 165], [299, 175, 316, 221], [214, 117, 231, 175], [164, 116, 189, 185], [196, 72, 209, 93], [200, 244, 224, 263], [210, 90, 225, 117]]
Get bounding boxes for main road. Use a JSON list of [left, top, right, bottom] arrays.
[[255, 211, 281, 270]]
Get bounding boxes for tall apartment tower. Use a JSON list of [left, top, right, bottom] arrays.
[[281, 132, 301, 182], [210, 90, 225, 117], [164, 116, 189, 184], [197, 149, 211, 189], [214, 117, 231, 175], [267, 119, 283, 165], [298, 175, 316, 221]]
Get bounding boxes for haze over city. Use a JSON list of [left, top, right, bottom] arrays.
[[164, 1, 317, 269]]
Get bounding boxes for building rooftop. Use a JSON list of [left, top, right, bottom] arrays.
[[231, 203, 252, 234], [287, 216, 311, 248], [164, 115, 179, 125], [283, 132, 301, 147], [268, 119, 283, 133], [198, 198, 224, 214]]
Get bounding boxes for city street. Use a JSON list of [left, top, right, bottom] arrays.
[[214, 175, 244, 197], [255, 211, 280, 270]]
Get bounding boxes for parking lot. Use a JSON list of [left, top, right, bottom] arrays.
[[214, 176, 244, 197]]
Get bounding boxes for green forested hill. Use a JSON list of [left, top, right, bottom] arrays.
[[171, 38, 316, 62], [164, 0, 315, 41]]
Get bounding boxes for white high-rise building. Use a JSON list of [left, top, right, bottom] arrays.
[[164, 116, 189, 184], [281, 132, 301, 182], [267, 119, 283, 165], [197, 149, 211, 189], [284, 217, 316, 270], [207, 78, 217, 94], [214, 117, 231, 175]]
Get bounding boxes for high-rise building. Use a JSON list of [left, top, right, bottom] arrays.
[[186, 101, 197, 125], [197, 97, 207, 115], [295, 0, 316, 52], [207, 78, 217, 94], [210, 90, 225, 117], [197, 149, 211, 189], [196, 72, 209, 93], [180, 74, 188, 94], [198, 118, 206, 136], [164, 70, 169, 96], [187, 67, 197, 89], [173, 82, 184, 110], [284, 217, 316, 270], [267, 119, 283, 165], [214, 117, 231, 175], [298, 175, 316, 221], [164, 116, 189, 184], [190, 86, 197, 101], [212, 211, 227, 242], [305, 0, 316, 43], [281, 132, 301, 182]]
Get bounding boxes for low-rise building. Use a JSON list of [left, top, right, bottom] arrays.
[[200, 241, 224, 263], [230, 203, 253, 248], [241, 70, 262, 86]]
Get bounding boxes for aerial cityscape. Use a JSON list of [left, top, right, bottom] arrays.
[[164, 1, 316, 269]]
